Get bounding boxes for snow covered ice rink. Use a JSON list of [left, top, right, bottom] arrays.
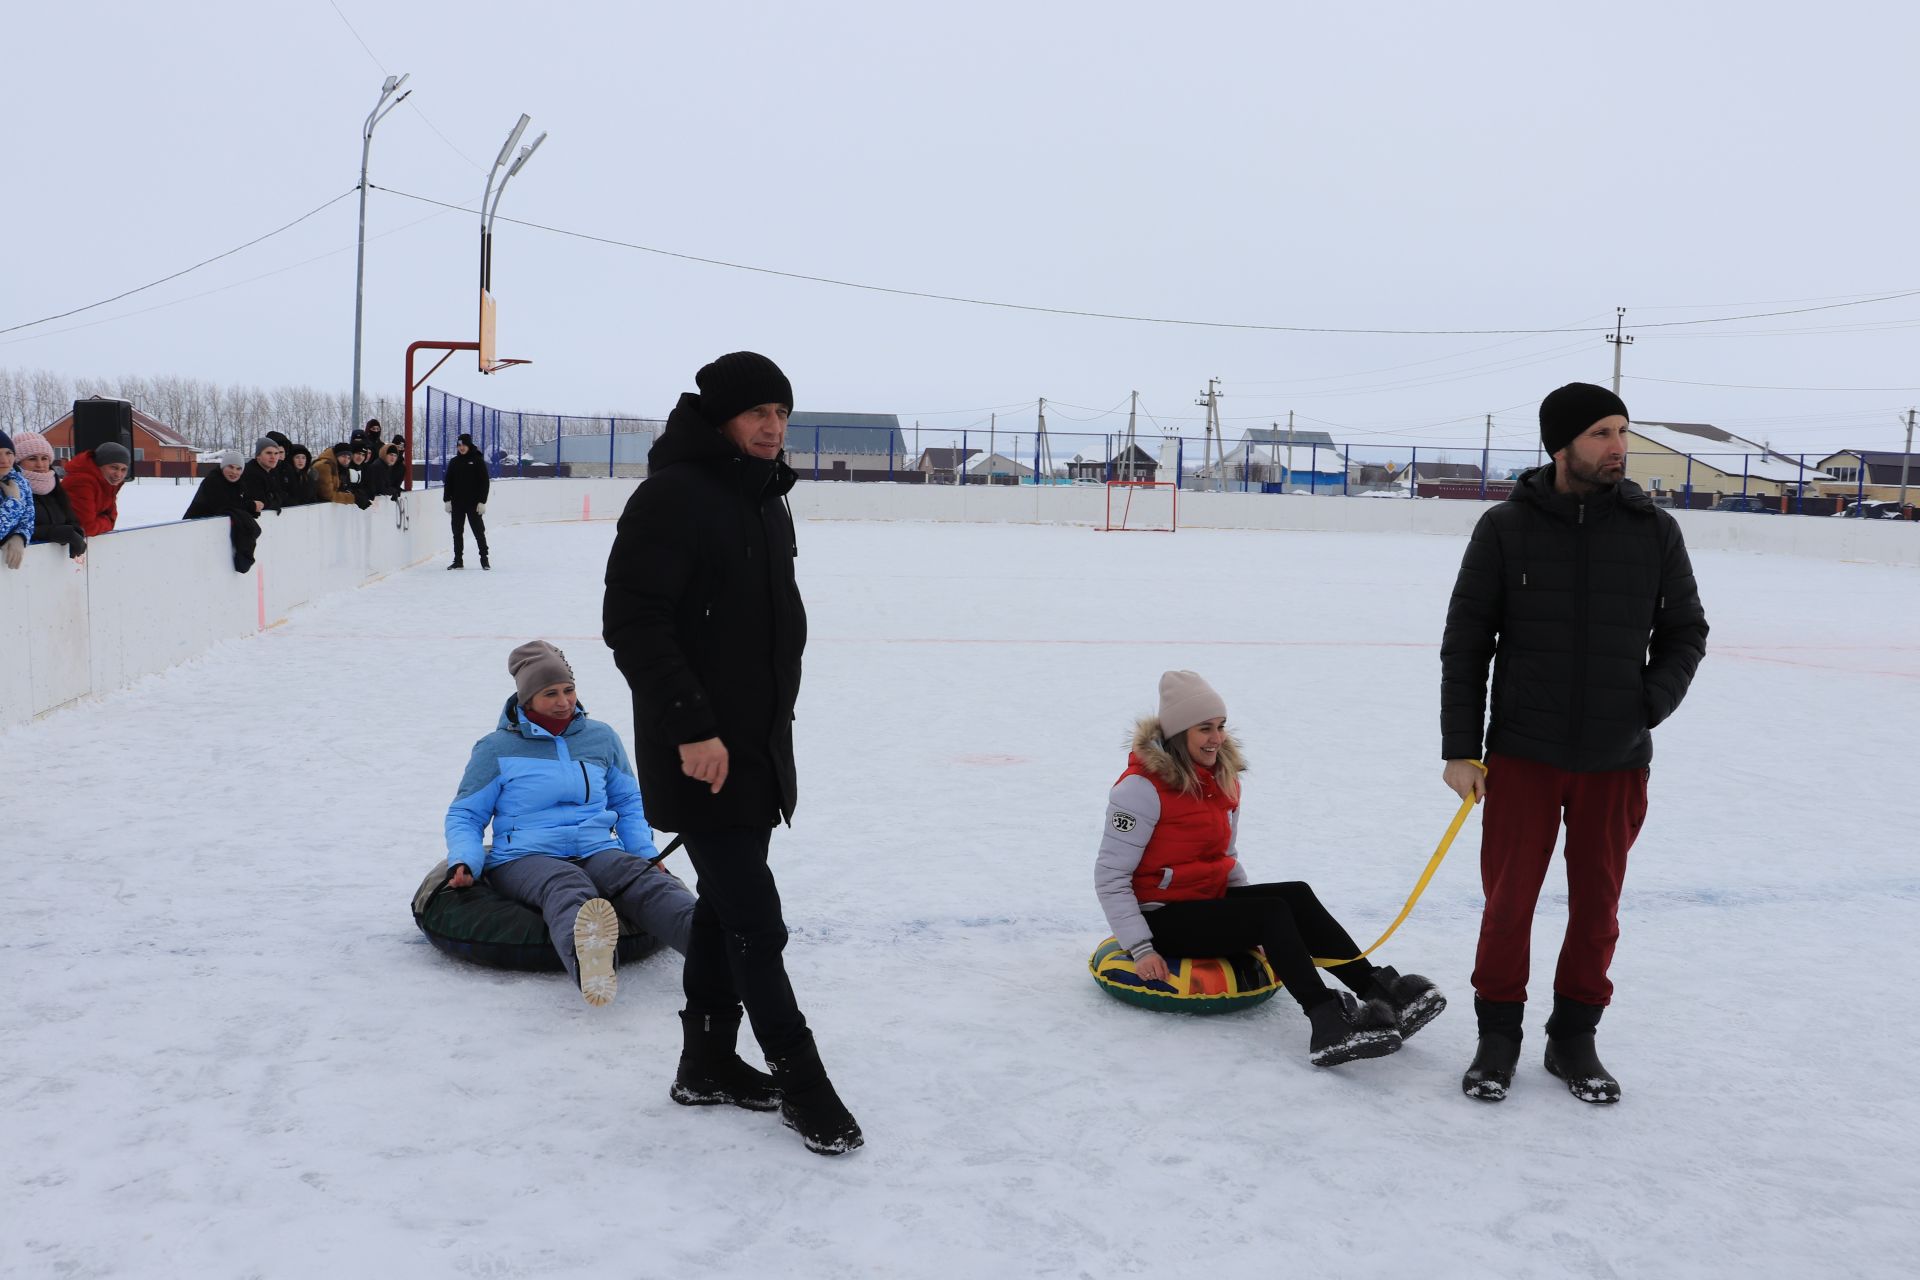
[[6, 511, 1918, 1279]]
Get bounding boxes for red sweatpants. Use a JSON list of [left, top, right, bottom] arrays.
[[1471, 752, 1649, 1007]]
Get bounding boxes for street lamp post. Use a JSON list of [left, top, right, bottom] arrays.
[[352, 73, 410, 438], [479, 114, 547, 327]]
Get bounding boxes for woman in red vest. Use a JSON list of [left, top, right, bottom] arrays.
[[1094, 670, 1447, 1066]]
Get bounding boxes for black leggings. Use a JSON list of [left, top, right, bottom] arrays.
[[1146, 882, 1375, 1011]]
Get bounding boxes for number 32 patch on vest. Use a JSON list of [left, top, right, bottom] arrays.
[[1111, 812, 1137, 833]]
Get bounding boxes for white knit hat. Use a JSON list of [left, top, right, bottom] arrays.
[[1158, 670, 1226, 737]]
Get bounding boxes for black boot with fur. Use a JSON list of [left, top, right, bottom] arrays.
[[670, 1010, 781, 1112], [1307, 991, 1403, 1066]]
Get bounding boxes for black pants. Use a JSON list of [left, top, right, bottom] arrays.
[[1146, 882, 1375, 1012], [680, 826, 808, 1058], [228, 512, 260, 572], [451, 505, 488, 558]]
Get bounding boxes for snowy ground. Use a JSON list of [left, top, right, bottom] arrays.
[[6, 517, 1918, 1278]]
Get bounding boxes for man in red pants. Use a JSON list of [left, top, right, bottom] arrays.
[[1440, 382, 1708, 1104]]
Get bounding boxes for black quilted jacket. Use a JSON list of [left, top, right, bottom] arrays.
[[1441, 466, 1708, 772]]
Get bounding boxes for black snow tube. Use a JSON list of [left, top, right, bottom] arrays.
[[411, 860, 665, 972]]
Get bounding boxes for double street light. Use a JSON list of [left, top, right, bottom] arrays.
[[352, 73, 410, 438], [479, 113, 547, 358]]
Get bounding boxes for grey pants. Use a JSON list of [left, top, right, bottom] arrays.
[[485, 849, 696, 984]]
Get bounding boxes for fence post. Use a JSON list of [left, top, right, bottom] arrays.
[[1409, 447, 1417, 498], [609, 417, 616, 478], [424, 388, 434, 489], [1176, 436, 1184, 490], [888, 432, 894, 481], [1796, 453, 1804, 514], [1742, 453, 1749, 498], [1309, 444, 1318, 495], [1342, 447, 1350, 496], [518, 411, 524, 478], [813, 426, 820, 481], [963, 430, 970, 485], [1685, 454, 1693, 508]]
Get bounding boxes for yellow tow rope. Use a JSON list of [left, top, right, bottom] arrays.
[[1311, 760, 1485, 969]]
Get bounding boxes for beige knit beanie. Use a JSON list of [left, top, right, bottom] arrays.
[[508, 640, 575, 702], [1158, 670, 1226, 737]]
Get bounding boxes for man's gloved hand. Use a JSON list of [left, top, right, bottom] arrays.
[[66, 530, 88, 559], [443, 501, 452, 514], [476, 503, 486, 516]]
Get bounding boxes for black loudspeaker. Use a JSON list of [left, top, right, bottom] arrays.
[[72, 397, 134, 459]]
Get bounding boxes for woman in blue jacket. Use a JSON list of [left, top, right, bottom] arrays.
[[444, 641, 698, 1009]]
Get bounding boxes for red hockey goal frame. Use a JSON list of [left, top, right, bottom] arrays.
[[1101, 479, 1178, 532]]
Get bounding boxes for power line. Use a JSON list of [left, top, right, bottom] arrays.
[[0, 189, 357, 337], [372, 184, 1920, 338], [1624, 374, 1920, 392], [322, 0, 487, 173], [0, 206, 454, 349]]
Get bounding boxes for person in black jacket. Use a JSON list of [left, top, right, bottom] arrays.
[[1440, 382, 1708, 1106], [239, 437, 284, 518], [360, 440, 392, 503], [13, 430, 87, 560], [185, 450, 262, 572], [284, 444, 318, 506], [603, 351, 861, 1157], [442, 432, 491, 569]]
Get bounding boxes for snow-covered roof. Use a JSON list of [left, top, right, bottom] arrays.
[[1629, 422, 1832, 484]]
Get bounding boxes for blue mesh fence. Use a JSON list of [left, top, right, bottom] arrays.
[[413, 389, 1914, 517]]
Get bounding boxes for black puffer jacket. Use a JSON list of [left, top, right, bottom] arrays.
[[30, 480, 87, 556], [183, 470, 253, 520], [602, 393, 805, 831], [239, 460, 282, 515], [443, 449, 491, 508], [1441, 467, 1708, 772]]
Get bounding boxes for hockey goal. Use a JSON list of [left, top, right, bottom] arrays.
[[1102, 480, 1178, 532]]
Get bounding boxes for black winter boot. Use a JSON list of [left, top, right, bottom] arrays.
[[1543, 995, 1621, 1104], [1462, 997, 1524, 1102], [447, 558, 463, 570], [1365, 965, 1448, 1040], [480, 552, 490, 570], [766, 1033, 863, 1155], [670, 1010, 781, 1112], [1306, 991, 1402, 1067]]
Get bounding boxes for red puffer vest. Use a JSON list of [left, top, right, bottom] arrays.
[[1119, 751, 1239, 904]]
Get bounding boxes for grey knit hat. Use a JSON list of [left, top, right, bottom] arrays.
[[93, 441, 131, 466], [1158, 670, 1227, 738], [253, 435, 279, 456], [218, 449, 244, 469], [508, 640, 575, 703]]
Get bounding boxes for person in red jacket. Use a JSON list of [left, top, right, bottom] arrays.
[[1094, 670, 1447, 1066], [61, 442, 131, 537]]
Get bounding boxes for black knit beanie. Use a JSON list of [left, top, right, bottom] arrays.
[[1539, 383, 1629, 456], [694, 352, 793, 429], [457, 432, 474, 447]]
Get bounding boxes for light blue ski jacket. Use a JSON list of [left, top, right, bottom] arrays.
[[444, 697, 657, 876]]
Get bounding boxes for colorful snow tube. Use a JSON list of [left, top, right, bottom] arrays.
[[1089, 936, 1281, 1014], [411, 861, 665, 972]]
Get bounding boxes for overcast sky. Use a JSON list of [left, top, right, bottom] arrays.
[[5, 1, 1917, 456]]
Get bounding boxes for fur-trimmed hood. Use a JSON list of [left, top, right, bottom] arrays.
[[1128, 716, 1245, 794]]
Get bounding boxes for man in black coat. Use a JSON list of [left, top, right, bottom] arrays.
[[603, 351, 861, 1157], [441, 432, 491, 569], [239, 437, 284, 518], [1441, 382, 1708, 1106], [185, 449, 262, 572]]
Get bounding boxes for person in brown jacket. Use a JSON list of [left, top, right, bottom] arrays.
[[311, 443, 368, 508]]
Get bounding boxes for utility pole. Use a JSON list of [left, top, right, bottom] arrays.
[[1286, 408, 1296, 491], [1122, 390, 1139, 480], [1194, 379, 1221, 491], [1607, 306, 1634, 396], [1036, 397, 1052, 480], [1481, 412, 1492, 500], [1901, 407, 1916, 513]]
